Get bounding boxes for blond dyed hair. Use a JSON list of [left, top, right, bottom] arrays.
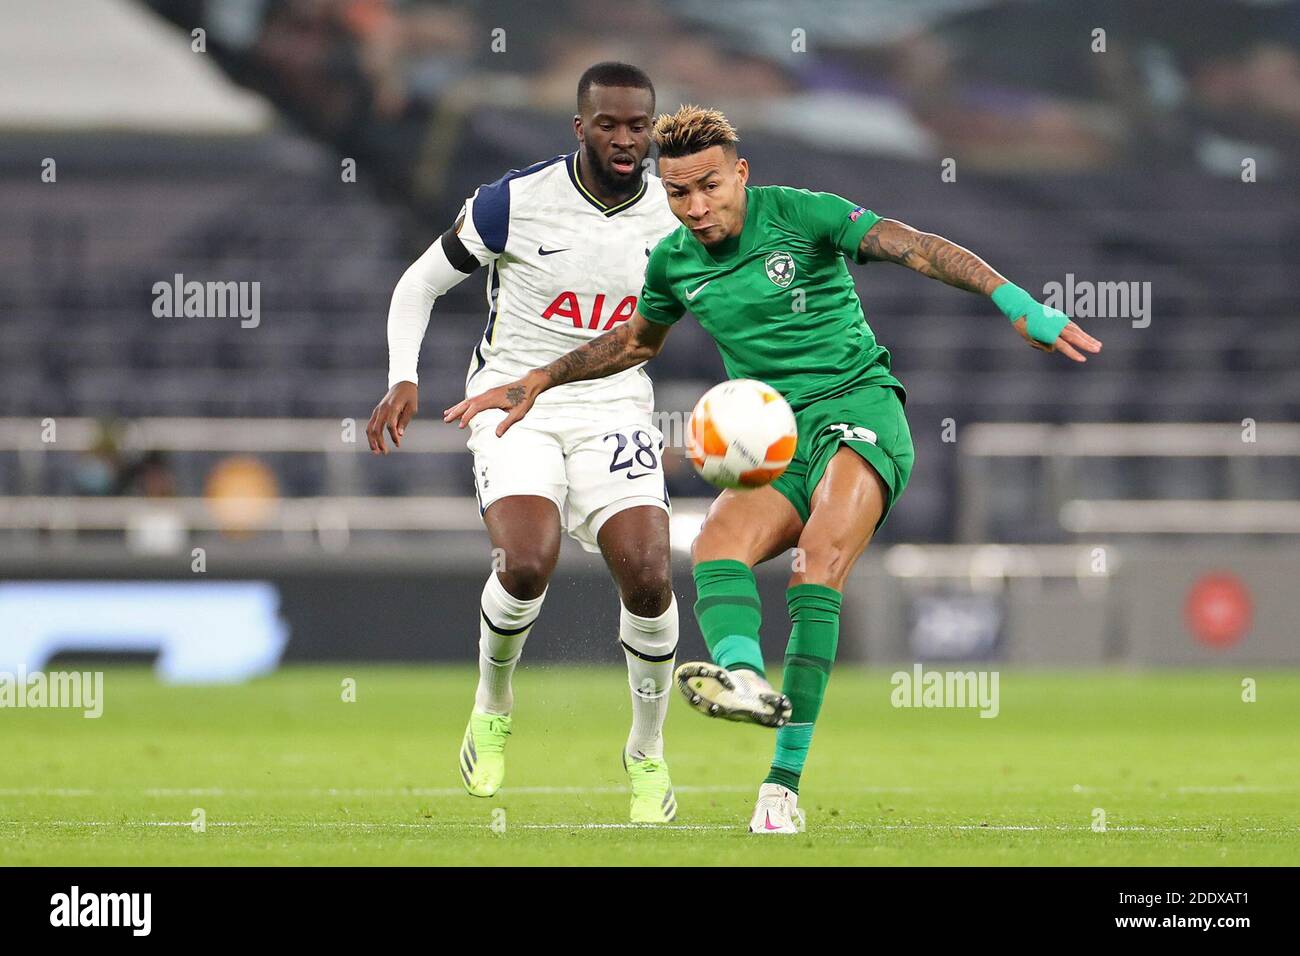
[[652, 105, 740, 158]]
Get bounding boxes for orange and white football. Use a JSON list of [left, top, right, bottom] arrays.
[[686, 379, 798, 489]]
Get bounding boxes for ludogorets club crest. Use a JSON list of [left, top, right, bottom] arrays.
[[765, 251, 795, 288]]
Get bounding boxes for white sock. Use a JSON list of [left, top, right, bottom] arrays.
[[474, 573, 546, 715], [620, 596, 678, 760]]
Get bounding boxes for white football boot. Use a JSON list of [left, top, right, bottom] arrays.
[[747, 783, 806, 835], [673, 662, 792, 728]]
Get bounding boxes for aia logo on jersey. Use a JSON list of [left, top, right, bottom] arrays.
[[541, 292, 636, 330]]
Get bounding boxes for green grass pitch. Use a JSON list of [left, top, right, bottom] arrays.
[[2, 666, 1297, 865]]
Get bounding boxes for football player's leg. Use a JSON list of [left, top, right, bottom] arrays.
[[459, 495, 561, 797], [678, 487, 803, 726], [597, 505, 678, 821], [765, 447, 886, 801], [565, 421, 678, 821], [461, 413, 566, 797], [598, 504, 675, 756], [476, 495, 562, 713]]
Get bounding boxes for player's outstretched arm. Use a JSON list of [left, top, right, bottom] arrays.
[[443, 312, 671, 436], [858, 218, 1102, 362], [368, 224, 482, 454]]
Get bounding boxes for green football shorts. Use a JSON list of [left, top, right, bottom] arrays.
[[770, 384, 914, 528]]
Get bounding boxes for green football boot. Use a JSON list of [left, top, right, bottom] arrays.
[[623, 751, 677, 823], [459, 711, 512, 797]]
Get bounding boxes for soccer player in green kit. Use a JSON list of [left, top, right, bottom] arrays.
[[445, 105, 1102, 833]]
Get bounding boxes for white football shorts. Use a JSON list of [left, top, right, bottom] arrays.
[[466, 407, 670, 553]]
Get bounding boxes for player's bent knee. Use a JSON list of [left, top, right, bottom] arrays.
[[496, 551, 557, 600], [618, 566, 673, 617]]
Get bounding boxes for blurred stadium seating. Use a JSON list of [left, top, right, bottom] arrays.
[[1, 1, 1298, 667]]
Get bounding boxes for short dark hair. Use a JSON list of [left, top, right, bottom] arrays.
[[577, 62, 655, 113]]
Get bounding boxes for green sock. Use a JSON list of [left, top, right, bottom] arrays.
[[765, 583, 842, 794], [692, 559, 765, 677]]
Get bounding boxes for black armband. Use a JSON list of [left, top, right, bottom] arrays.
[[441, 229, 480, 274]]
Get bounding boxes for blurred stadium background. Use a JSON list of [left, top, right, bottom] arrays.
[[3, 0, 1299, 678]]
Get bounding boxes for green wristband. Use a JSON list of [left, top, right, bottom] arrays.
[[992, 282, 1069, 345]]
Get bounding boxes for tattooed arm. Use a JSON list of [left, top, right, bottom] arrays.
[[858, 218, 1104, 361], [442, 312, 672, 435], [858, 219, 1006, 295], [538, 313, 670, 388]]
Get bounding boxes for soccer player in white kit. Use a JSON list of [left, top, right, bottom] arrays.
[[367, 64, 682, 822]]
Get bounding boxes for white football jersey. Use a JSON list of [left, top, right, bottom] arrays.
[[455, 152, 680, 417]]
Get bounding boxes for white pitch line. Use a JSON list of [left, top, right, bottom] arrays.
[[2, 821, 1287, 834], [0, 784, 830, 798], [150, 785, 752, 797], [0, 785, 753, 798], [3, 784, 1297, 799], [510, 823, 1284, 833]]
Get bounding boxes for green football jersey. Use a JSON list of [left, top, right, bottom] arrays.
[[639, 185, 904, 411]]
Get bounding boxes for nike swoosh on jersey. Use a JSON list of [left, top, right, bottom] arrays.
[[685, 280, 711, 300], [538, 245, 569, 256]]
